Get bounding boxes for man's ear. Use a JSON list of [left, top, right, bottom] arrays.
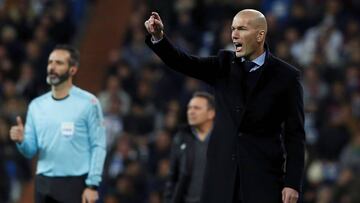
[[70, 66, 78, 76], [257, 30, 265, 42], [208, 110, 216, 120]]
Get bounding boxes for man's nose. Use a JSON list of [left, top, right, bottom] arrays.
[[232, 31, 240, 39], [48, 65, 55, 72]]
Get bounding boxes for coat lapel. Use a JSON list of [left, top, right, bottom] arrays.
[[245, 49, 275, 105], [227, 48, 276, 128], [237, 50, 276, 128]]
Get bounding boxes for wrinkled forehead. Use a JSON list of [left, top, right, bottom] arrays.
[[232, 14, 253, 27], [49, 50, 70, 62], [188, 97, 208, 107]]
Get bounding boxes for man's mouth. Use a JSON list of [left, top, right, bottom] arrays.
[[234, 42, 242, 52], [189, 117, 196, 121], [48, 73, 58, 77]]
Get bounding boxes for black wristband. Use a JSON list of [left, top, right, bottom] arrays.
[[86, 185, 98, 190]]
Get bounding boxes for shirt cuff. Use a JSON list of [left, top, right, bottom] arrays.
[[86, 175, 101, 187], [16, 141, 26, 150], [151, 36, 163, 44]]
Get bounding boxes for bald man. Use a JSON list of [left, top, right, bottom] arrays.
[[145, 9, 305, 203]]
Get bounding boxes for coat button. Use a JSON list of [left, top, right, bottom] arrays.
[[235, 106, 241, 113], [231, 154, 236, 160], [238, 133, 242, 137]]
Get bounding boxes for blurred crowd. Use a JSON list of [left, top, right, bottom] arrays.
[[0, 0, 360, 203]]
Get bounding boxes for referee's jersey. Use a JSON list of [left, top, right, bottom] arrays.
[[17, 86, 106, 186]]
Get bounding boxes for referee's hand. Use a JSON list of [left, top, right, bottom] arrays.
[[9, 116, 24, 143], [82, 188, 99, 203]]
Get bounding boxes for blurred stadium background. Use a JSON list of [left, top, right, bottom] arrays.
[[0, 0, 359, 202]]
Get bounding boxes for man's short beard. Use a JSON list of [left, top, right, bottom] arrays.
[[46, 71, 70, 86]]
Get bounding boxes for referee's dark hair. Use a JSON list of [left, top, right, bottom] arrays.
[[53, 45, 80, 68], [192, 91, 215, 110]]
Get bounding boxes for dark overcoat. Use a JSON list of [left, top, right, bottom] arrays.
[[146, 35, 305, 203], [164, 126, 205, 203]]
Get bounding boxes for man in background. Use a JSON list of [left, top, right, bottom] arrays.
[[165, 91, 215, 203]]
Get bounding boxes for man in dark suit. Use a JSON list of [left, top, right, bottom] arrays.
[[164, 91, 215, 203], [144, 9, 305, 203]]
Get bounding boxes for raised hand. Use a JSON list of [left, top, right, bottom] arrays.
[[144, 12, 164, 40], [9, 116, 24, 143]]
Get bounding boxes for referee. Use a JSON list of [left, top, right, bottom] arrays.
[[9, 45, 106, 203]]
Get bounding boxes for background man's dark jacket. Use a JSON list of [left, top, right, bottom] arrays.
[[146, 35, 305, 203], [164, 125, 205, 203]]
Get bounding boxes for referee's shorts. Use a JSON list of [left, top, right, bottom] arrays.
[[35, 174, 87, 203]]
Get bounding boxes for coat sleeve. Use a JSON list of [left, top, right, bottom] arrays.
[[145, 35, 220, 85], [283, 71, 306, 192], [164, 134, 182, 203]]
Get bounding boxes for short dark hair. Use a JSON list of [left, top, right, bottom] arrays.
[[53, 44, 80, 67], [192, 91, 215, 110]]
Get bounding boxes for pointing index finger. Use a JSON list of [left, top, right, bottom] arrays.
[[151, 12, 161, 21]]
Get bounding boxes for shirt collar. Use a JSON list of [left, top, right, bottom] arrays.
[[241, 51, 266, 66], [191, 127, 212, 142]]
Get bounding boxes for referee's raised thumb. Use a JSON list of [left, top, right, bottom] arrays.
[[16, 116, 23, 128]]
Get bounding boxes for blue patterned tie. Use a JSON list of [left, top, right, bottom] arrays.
[[243, 61, 257, 72]]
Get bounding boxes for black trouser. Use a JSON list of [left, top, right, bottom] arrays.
[[35, 174, 87, 203], [233, 166, 243, 203]]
